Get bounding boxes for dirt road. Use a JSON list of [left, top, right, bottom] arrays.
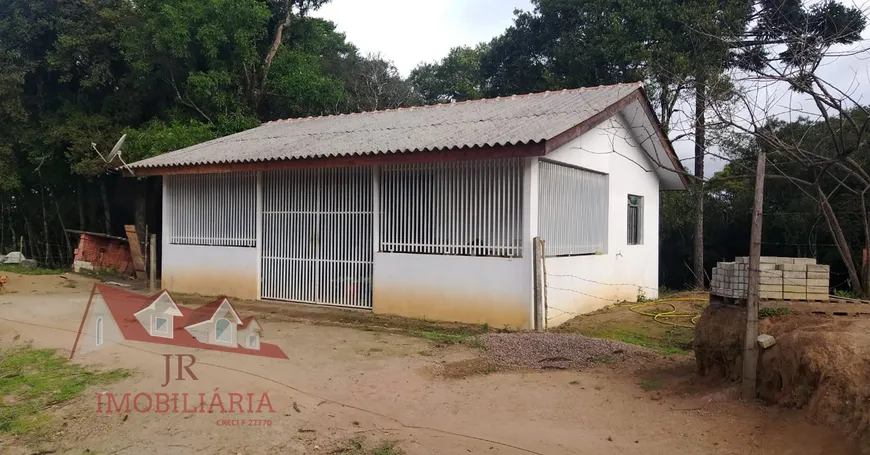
[[0, 274, 859, 454]]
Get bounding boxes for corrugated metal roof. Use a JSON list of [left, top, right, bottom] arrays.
[[128, 82, 645, 169]]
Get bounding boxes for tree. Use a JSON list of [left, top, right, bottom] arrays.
[[409, 44, 488, 104], [478, 0, 753, 288], [346, 53, 417, 112], [716, 1, 869, 294]]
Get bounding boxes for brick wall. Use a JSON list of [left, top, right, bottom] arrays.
[[73, 234, 134, 275]]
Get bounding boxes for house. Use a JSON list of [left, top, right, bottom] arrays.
[[127, 82, 687, 329], [72, 284, 287, 359]]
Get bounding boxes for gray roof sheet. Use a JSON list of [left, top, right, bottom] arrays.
[[128, 82, 644, 169]]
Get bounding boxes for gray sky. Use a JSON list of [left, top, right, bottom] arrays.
[[315, 0, 869, 177], [313, 0, 533, 76]]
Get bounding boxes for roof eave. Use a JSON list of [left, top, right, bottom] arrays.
[[129, 142, 547, 176]]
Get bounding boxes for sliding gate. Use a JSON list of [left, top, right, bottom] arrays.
[[261, 168, 373, 308]]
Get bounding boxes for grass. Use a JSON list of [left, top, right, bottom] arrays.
[[0, 265, 67, 276], [638, 378, 663, 391], [577, 327, 692, 355], [332, 437, 403, 455], [0, 346, 130, 436]]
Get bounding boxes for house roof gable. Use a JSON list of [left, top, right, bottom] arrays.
[[86, 284, 286, 359]]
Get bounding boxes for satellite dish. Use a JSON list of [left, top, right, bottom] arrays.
[[92, 134, 135, 176], [107, 134, 126, 162]]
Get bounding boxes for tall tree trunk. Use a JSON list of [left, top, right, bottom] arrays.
[[134, 179, 147, 240], [100, 178, 112, 235], [77, 178, 86, 230], [22, 213, 37, 261], [0, 200, 5, 253], [258, 2, 293, 108], [55, 200, 72, 266], [692, 78, 707, 289], [818, 184, 863, 295], [39, 186, 51, 265], [860, 191, 870, 296]]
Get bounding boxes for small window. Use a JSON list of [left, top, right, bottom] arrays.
[[154, 317, 169, 334], [627, 195, 643, 245], [215, 319, 232, 343], [249, 334, 258, 348], [96, 317, 103, 346]]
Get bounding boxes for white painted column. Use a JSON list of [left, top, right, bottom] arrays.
[[522, 157, 540, 329], [255, 171, 263, 300], [161, 177, 169, 290], [371, 165, 380, 310]]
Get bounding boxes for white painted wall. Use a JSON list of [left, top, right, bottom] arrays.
[[372, 253, 531, 328], [162, 180, 259, 299], [158, 111, 667, 327], [540, 117, 661, 326]]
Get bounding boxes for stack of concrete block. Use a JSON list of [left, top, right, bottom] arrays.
[[710, 261, 748, 298], [710, 256, 830, 301]]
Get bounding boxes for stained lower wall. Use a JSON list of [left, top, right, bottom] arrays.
[[161, 244, 259, 299], [545, 254, 658, 326], [372, 253, 532, 329]]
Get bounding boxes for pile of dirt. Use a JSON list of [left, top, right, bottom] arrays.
[[695, 304, 870, 451], [481, 332, 656, 370]]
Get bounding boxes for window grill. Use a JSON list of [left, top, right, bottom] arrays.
[[166, 173, 257, 247], [379, 158, 523, 257], [538, 160, 609, 256], [627, 194, 643, 245]]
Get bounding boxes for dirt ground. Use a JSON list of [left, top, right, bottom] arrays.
[[0, 273, 861, 454]]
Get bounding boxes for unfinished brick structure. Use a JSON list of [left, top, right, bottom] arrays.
[[72, 233, 134, 275], [711, 257, 830, 301]]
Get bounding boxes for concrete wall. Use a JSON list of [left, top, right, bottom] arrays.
[[161, 243, 259, 299], [541, 118, 660, 326], [372, 253, 531, 328]]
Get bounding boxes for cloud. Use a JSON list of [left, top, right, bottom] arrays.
[[313, 0, 532, 76]]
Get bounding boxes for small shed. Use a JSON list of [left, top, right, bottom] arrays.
[[128, 82, 687, 329]]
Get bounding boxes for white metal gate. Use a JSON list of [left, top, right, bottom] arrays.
[[261, 167, 373, 308]]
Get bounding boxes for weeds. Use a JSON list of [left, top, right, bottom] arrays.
[[759, 307, 792, 320], [0, 346, 129, 436], [636, 287, 648, 303], [833, 289, 860, 299], [410, 329, 470, 345], [332, 437, 403, 455], [639, 379, 663, 391]]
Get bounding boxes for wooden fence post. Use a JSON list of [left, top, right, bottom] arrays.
[[149, 234, 157, 291], [742, 150, 766, 400], [533, 237, 546, 331]]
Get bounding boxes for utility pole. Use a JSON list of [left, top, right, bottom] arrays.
[[742, 150, 766, 400]]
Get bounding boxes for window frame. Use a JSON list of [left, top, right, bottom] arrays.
[[538, 160, 610, 257], [96, 317, 103, 346], [154, 316, 169, 335], [627, 194, 644, 245], [215, 318, 233, 344]]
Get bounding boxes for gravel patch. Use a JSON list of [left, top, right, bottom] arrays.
[[482, 333, 656, 370]]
